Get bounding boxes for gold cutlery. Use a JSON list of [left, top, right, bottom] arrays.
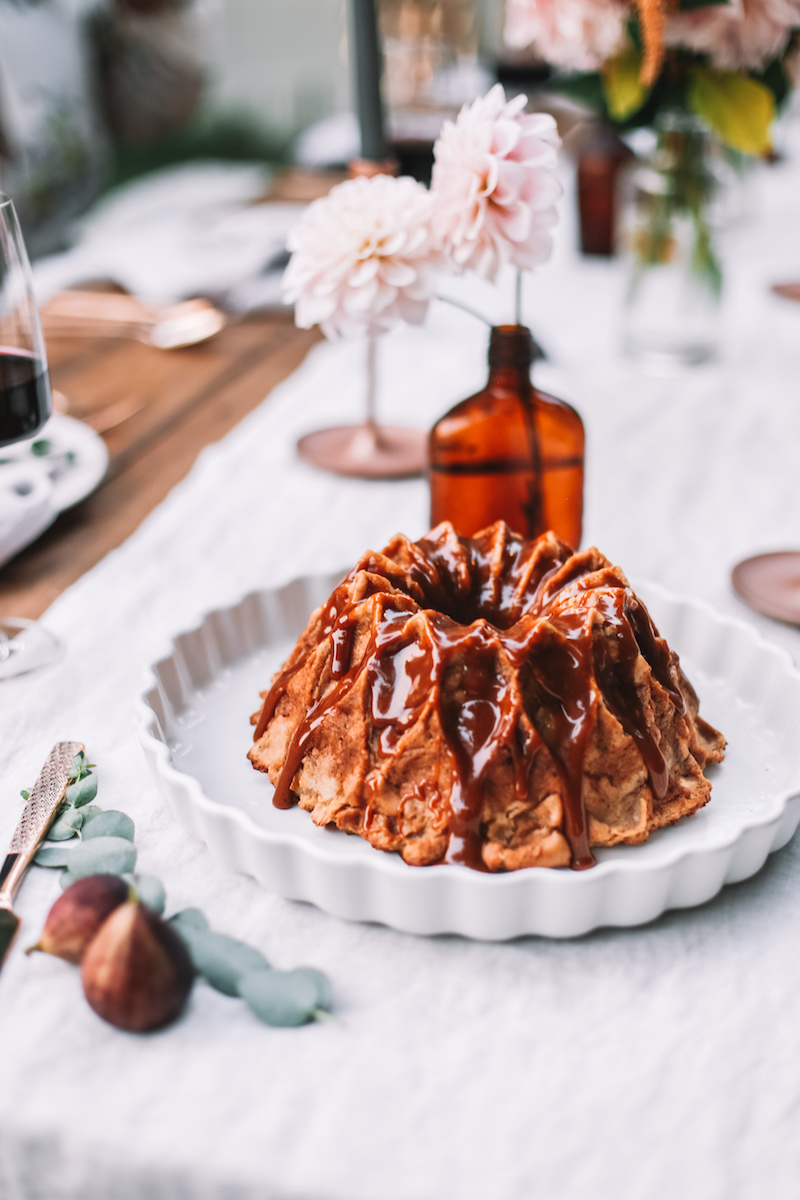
[[0, 741, 84, 970], [41, 291, 226, 349]]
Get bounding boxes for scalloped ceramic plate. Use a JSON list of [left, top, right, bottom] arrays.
[[137, 573, 800, 940]]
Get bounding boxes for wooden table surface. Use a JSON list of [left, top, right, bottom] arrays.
[[0, 312, 319, 620]]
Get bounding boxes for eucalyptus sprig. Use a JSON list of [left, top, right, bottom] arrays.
[[30, 752, 331, 1029], [169, 909, 330, 1026]]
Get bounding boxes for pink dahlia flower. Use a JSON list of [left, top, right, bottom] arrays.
[[668, 0, 800, 71], [430, 85, 563, 281], [504, 0, 629, 71], [283, 174, 439, 339]]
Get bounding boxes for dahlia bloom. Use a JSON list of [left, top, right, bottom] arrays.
[[283, 174, 439, 339], [504, 0, 629, 71], [430, 85, 563, 281], [667, 0, 800, 71]]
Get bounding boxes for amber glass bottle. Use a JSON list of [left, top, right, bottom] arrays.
[[428, 325, 585, 548]]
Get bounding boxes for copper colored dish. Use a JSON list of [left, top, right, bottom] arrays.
[[772, 283, 800, 303], [732, 552, 800, 626], [296, 424, 426, 480]]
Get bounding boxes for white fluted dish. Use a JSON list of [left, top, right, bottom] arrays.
[[137, 573, 800, 940]]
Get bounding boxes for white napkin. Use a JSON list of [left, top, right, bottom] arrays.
[[32, 161, 303, 309]]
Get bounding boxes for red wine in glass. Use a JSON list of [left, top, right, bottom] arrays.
[[0, 193, 59, 678], [0, 350, 51, 446]]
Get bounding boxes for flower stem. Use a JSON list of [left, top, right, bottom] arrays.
[[366, 334, 377, 431], [435, 294, 492, 325], [515, 270, 523, 325]]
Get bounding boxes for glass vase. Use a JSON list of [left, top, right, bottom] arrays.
[[620, 115, 725, 368]]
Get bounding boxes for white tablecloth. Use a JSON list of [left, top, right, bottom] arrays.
[[1, 137, 800, 1200]]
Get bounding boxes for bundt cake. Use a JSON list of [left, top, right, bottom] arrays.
[[249, 523, 725, 871]]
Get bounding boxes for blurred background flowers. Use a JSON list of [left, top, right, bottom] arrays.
[[1, 0, 798, 363]]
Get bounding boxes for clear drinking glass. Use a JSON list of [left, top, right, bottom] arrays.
[[0, 193, 61, 679]]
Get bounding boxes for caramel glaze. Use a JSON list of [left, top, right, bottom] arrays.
[[253, 525, 689, 871]]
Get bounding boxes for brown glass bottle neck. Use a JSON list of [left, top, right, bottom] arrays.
[[487, 325, 534, 389], [488, 325, 534, 365]]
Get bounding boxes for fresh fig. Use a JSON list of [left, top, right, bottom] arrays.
[[81, 900, 194, 1032], [27, 874, 131, 964]]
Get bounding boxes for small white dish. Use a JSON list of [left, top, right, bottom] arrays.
[[0, 412, 108, 564], [137, 574, 800, 940], [7, 411, 109, 510], [0, 459, 55, 568]]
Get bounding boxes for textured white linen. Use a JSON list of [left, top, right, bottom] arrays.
[[1, 135, 800, 1200]]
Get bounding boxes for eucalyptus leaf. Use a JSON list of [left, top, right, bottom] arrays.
[[34, 845, 74, 868], [288, 966, 331, 1011], [68, 836, 137, 880], [238, 968, 320, 1027], [67, 752, 86, 781], [134, 874, 166, 915], [65, 773, 98, 809], [179, 929, 269, 996], [82, 809, 135, 842], [47, 809, 85, 840], [169, 908, 209, 936], [78, 805, 102, 824]]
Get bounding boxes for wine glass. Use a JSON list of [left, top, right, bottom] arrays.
[[0, 192, 61, 679]]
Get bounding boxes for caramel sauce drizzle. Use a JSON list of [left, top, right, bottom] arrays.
[[253, 528, 685, 870]]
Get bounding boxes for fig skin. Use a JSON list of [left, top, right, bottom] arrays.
[[27, 874, 131, 964], [81, 900, 195, 1033]]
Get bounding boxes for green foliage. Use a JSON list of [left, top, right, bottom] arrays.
[[110, 110, 291, 189], [169, 908, 209, 936], [68, 837, 138, 880], [602, 46, 650, 120], [555, 58, 689, 134], [65, 773, 98, 809], [131, 874, 166, 916], [77, 806, 102, 824], [34, 845, 73, 868], [31, 756, 331, 1030], [753, 59, 792, 110], [238, 968, 325, 1028], [554, 72, 608, 117], [47, 809, 86, 841], [553, 10, 786, 155], [688, 68, 775, 154], [81, 810, 135, 842], [67, 752, 94, 782], [177, 929, 270, 997], [289, 967, 332, 1012]]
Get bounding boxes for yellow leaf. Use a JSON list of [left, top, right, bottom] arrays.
[[688, 69, 775, 155], [602, 47, 649, 121]]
